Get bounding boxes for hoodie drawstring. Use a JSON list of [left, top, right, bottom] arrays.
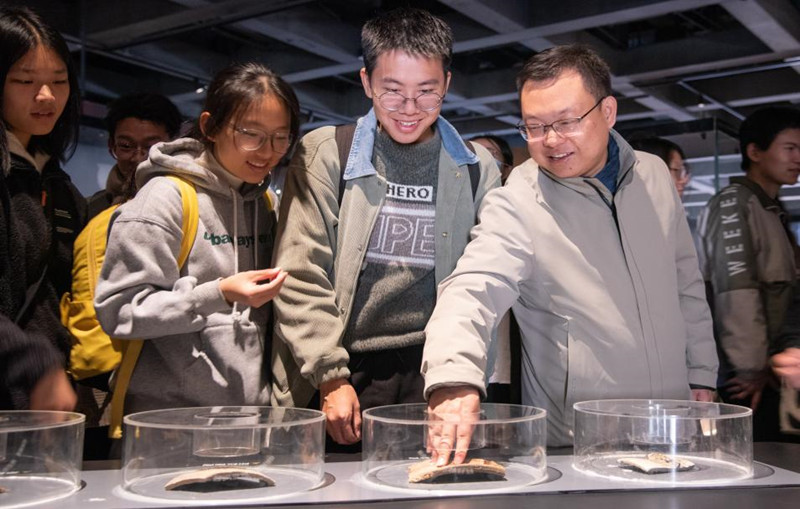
[[229, 188, 262, 321], [231, 188, 240, 320], [254, 196, 259, 270]]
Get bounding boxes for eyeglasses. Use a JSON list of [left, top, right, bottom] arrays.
[[669, 166, 691, 180], [494, 159, 512, 172], [374, 90, 444, 112], [231, 125, 293, 153], [517, 97, 606, 142], [112, 140, 159, 159]]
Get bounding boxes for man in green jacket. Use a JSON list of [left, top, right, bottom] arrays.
[[698, 106, 800, 441], [270, 8, 500, 449]]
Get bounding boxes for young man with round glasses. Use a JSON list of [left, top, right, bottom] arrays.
[[270, 7, 500, 450], [422, 45, 718, 459], [87, 93, 182, 218]]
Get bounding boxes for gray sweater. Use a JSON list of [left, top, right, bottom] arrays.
[[343, 129, 440, 352]]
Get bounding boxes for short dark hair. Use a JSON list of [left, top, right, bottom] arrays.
[[739, 106, 800, 171], [628, 135, 685, 166], [195, 62, 301, 167], [0, 6, 81, 161], [106, 93, 183, 140], [362, 7, 453, 76], [516, 45, 611, 101], [470, 134, 513, 167]]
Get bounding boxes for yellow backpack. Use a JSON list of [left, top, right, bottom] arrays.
[[60, 175, 199, 438]]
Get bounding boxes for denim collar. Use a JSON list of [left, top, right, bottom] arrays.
[[343, 108, 479, 180]]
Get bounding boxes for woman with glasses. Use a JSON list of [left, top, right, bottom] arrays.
[[629, 136, 691, 197], [470, 135, 515, 183], [94, 62, 299, 416]]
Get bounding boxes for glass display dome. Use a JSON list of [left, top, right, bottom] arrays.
[[573, 399, 752, 484], [122, 406, 325, 503], [362, 403, 547, 492], [0, 411, 84, 508]]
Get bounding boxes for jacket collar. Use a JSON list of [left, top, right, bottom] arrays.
[[730, 176, 785, 212], [105, 164, 128, 197], [343, 108, 479, 181], [5, 130, 50, 174]]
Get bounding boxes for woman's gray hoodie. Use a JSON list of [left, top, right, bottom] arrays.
[[95, 138, 275, 414]]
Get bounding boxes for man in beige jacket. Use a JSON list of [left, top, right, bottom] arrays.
[[422, 45, 718, 461]]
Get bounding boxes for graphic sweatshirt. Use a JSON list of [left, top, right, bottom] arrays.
[[95, 138, 275, 414]]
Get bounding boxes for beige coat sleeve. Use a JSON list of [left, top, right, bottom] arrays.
[[271, 135, 350, 388], [422, 188, 532, 398]]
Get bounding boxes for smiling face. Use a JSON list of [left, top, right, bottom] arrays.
[[201, 92, 290, 184], [360, 50, 450, 145], [3, 45, 70, 149], [520, 70, 617, 179], [110, 117, 171, 178]]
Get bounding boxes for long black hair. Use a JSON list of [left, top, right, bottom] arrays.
[[0, 6, 81, 161], [195, 62, 301, 168]]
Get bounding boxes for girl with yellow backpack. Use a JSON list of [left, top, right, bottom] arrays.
[[93, 62, 298, 442]]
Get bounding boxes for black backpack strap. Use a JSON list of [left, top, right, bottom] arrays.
[[468, 162, 479, 200], [334, 124, 357, 206], [466, 141, 481, 201]]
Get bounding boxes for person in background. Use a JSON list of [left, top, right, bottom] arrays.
[[471, 134, 514, 183], [773, 347, 800, 390], [421, 45, 717, 462], [87, 93, 182, 219], [0, 6, 85, 410], [771, 285, 800, 433], [270, 7, 500, 451], [698, 106, 800, 441], [629, 135, 691, 197], [95, 62, 298, 418]]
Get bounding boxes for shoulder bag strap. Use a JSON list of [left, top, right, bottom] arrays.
[[109, 176, 198, 438]]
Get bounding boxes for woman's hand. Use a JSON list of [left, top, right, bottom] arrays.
[[219, 268, 288, 308]]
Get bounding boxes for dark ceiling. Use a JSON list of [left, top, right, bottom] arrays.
[[12, 0, 800, 209]]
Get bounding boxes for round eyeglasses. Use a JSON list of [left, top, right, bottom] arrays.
[[669, 166, 691, 181], [375, 90, 444, 112], [112, 140, 159, 160], [517, 97, 606, 142], [231, 125, 293, 153]]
